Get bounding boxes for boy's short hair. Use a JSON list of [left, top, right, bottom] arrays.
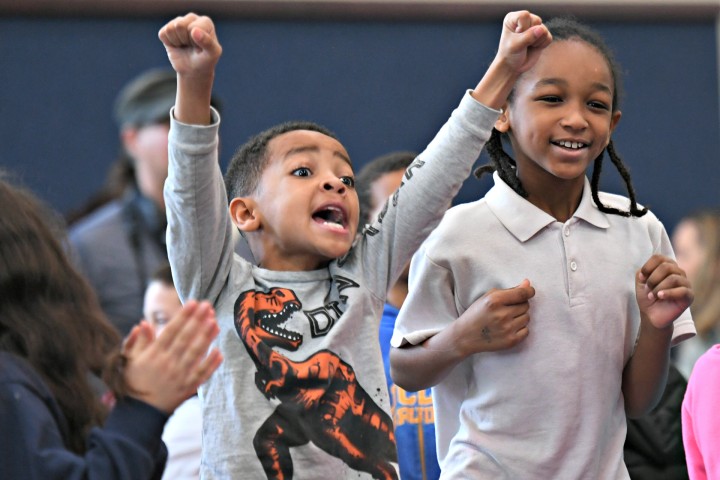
[[356, 151, 417, 227], [224, 121, 339, 203]]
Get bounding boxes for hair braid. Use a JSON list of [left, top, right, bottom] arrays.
[[475, 128, 528, 198], [607, 140, 648, 217], [474, 19, 647, 219], [590, 140, 648, 217]]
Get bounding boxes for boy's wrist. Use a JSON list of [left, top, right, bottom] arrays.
[[175, 73, 215, 126], [471, 57, 521, 110], [177, 70, 215, 87]]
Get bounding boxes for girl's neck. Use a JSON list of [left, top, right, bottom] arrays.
[[521, 175, 585, 223]]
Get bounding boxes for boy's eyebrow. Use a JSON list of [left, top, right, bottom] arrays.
[[534, 78, 613, 95], [284, 145, 352, 166]]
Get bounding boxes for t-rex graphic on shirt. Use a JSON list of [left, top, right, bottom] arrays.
[[233, 287, 398, 480]]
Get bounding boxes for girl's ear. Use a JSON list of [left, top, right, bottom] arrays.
[[494, 104, 511, 133], [229, 197, 261, 232], [610, 110, 622, 133], [605, 110, 622, 147]]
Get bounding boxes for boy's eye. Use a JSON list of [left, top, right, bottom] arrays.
[[340, 176, 355, 188], [292, 167, 312, 177], [539, 96, 562, 103]]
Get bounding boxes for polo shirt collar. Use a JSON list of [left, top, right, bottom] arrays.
[[486, 172, 610, 243]]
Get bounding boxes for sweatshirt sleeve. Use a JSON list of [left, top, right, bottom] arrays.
[[164, 107, 237, 304], [390, 237, 458, 347], [358, 91, 499, 299], [0, 380, 168, 480]]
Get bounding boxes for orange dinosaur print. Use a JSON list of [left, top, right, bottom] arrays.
[[234, 287, 398, 480]]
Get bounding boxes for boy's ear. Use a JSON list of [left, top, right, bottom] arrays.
[[229, 197, 261, 232], [494, 104, 510, 133]]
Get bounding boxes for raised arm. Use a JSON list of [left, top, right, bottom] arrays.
[[159, 13, 239, 304], [622, 254, 693, 417], [158, 13, 222, 126], [470, 10, 552, 110], [390, 10, 549, 392], [359, 11, 552, 299]]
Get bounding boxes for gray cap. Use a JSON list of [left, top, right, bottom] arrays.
[[113, 68, 177, 128]]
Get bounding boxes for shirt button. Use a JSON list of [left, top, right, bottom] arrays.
[[564, 227, 570, 236], [570, 261, 578, 271]]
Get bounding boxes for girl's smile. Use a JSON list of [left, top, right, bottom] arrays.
[[496, 39, 621, 220]]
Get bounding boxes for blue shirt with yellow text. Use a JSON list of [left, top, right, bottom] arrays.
[[380, 304, 440, 480]]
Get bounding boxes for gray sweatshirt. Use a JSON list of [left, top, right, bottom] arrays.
[[165, 91, 498, 479]]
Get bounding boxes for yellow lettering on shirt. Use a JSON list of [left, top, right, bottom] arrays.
[[390, 384, 435, 426]]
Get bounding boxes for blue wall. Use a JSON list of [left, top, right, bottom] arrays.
[[0, 15, 718, 232]]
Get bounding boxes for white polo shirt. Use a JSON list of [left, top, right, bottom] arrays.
[[392, 173, 695, 479]]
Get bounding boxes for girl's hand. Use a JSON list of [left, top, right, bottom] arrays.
[[123, 300, 223, 414], [456, 279, 535, 355], [496, 10, 553, 75], [635, 254, 694, 330], [158, 13, 222, 79]]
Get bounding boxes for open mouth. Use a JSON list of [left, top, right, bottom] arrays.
[[552, 140, 588, 150], [312, 205, 348, 231], [259, 300, 302, 343]]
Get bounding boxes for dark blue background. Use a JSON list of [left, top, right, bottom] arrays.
[[0, 15, 718, 232]]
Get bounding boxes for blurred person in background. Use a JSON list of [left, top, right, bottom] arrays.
[[0, 172, 222, 479], [143, 264, 202, 480], [68, 68, 220, 336], [357, 151, 441, 480], [671, 209, 720, 379]]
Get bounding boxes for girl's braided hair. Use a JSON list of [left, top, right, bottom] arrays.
[[475, 17, 647, 218]]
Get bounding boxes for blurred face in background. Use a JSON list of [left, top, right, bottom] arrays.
[[672, 219, 704, 284], [122, 121, 171, 211], [368, 169, 406, 223], [142, 279, 182, 336]]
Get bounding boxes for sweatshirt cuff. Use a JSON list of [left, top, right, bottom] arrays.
[[457, 89, 502, 134], [169, 106, 220, 156], [104, 396, 169, 450]]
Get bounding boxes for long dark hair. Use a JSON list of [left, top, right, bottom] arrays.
[[0, 172, 127, 453]]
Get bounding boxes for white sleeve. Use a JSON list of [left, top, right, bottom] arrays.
[[651, 214, 696, 345], [390, 238, 459, 347]]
